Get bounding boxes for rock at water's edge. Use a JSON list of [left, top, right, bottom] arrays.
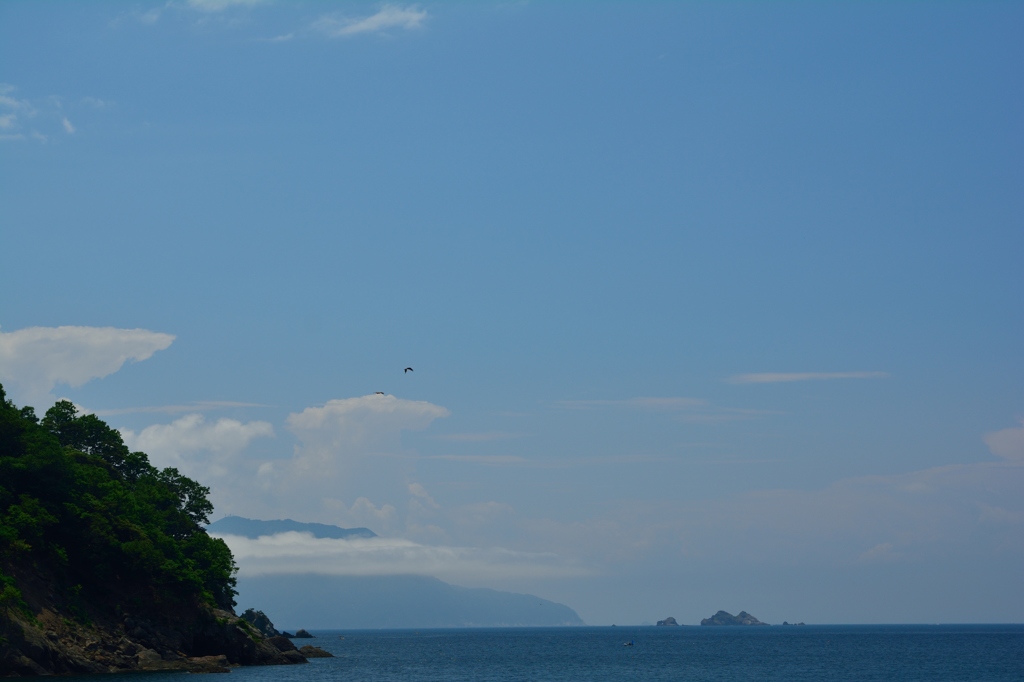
[[299, 645, 334, 658], [268, 636, 298, 652], [293, 629, 315, 638], [656, 617, 679, 626], [0, 605, 307, 676]]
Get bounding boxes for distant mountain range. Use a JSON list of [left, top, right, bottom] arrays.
[[236, 574, 584, 629], [207, 516, 376, 540], [208, 516, 584, 628]]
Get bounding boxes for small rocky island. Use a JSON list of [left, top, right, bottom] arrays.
[[656, 617, 679, 626], [700, 610, 768, 626]]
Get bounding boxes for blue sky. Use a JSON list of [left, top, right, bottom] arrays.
[[1, 1, 1022, 625]]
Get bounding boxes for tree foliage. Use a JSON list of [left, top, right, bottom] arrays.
[[0, 384, 237, 616]]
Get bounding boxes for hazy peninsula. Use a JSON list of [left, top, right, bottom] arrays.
[[213, 517, 585, 628]]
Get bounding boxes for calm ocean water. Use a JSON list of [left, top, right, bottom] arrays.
[[71, 625, 1024, 681]]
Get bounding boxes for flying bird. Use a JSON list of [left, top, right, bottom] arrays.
[[404, 367, 414, 373]]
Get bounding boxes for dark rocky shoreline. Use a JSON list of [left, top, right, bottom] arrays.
[[0, 604, 312, 676]]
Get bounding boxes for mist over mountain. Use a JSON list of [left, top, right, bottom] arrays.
[[207, 516, 376, 540], [235, 574, 584, 629]]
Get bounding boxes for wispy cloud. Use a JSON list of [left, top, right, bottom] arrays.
[[429, 431, 522, 442], [0, 84, 110, 141], [186, 0, 269, 11], [92, 400, 266, 416], [114, 0, 266, 27], [727, 371, 889, 384], [81, 96, 114, 109], [0, 86, 35, 114], [423, 453, 675, 469], [0, 85, 35, 141], [553, 396, 772, 424], [312, 5, 427, 38], [556, 397, 705, 410], [676, 408, 781, 423], [425, 454, 530, 466]]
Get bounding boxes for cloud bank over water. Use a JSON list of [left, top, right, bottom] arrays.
[[214, 531, 587, 584]]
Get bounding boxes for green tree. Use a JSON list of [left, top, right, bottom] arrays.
[[1, 385, 237, 614]]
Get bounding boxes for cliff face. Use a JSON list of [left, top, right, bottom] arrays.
[[0, 580, 303, 676], [0, 390, 306, 676]]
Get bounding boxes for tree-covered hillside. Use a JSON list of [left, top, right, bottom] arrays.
[[0, 383, 236, 621]]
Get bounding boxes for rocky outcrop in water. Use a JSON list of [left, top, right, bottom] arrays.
[[656, 617, 679, 626], [299, 645, 334, 658], [700, 610, 768, 626]]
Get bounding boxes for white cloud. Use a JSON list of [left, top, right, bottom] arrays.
[[213, 532, 588, 583], [286, 394, 449, 458], [120, 413, 274, 478], [0, 325, 175, 407], [276, 395, 448, 516], [984, 421, 1024, 461], [430, 431, 521, 442], [62, 117, 75, 134], [727, 371, 889, 384], [0, 114, 15, 129], [198, 394, 451, 527], [312, 5, 427, 38]]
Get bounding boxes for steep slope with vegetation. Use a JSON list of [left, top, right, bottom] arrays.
[[0, 384, 300, 675]]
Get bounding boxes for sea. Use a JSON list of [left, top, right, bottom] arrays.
[[67, 625, 1023, 681]]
